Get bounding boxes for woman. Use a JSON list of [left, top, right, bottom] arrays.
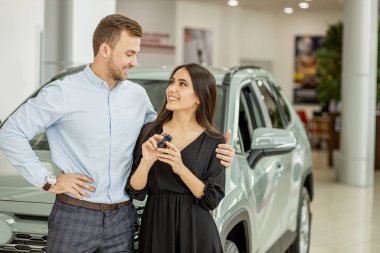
[[126, 63, 225, 253]]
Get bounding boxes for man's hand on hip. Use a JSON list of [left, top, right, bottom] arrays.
[[49, 174, 96, 200]]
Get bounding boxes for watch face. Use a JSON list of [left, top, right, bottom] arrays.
[[46, 175, 57, 185]]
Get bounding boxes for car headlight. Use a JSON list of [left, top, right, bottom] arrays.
[[0, 214, 15, 245]]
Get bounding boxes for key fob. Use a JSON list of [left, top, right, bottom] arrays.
[[157, 134, 173, 148]]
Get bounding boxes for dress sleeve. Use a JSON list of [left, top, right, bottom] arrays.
[[197, 136, 226, 211], [125, 124, 151, 201]]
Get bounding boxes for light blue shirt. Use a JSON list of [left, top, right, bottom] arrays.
[[0, 65, 156, 203]]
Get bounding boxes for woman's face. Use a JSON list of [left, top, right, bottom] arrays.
[[165, 68, 200, 113]]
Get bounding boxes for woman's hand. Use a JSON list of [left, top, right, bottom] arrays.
[[157, 141, 185, 175], [141, 134, 163, 163]]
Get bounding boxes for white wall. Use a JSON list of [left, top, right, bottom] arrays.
[[272, 10, 342, 104], [116, 0, 242, 67], [0, 0, 44, 122], [176, 1, 241, 67], [240, 9, 342, 114], [72, 0, 116, 65], [240, 10, 276, 66], [176, 1, 223, 66], [175, 3, 342, 114], [117, 0, 176, 66], [219, 6, 241, 67]]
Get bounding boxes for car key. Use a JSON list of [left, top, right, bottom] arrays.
[[157, 134, 173, 148]]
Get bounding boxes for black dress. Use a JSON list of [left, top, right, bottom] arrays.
[[126, 124, 225, 253]]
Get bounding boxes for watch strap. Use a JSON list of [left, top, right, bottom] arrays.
[[42, 182, 52, 191]]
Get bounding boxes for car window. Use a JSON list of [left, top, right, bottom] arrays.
[[271, 84, 291, 125], [131, 79, 226, 133], [30, 132, 50, 150], [245, 82, 265, 129], [254, 79, 284, 129], [29, 80, 227, 151], [236, 84, 264, 153], [238, 93, 253, 153]]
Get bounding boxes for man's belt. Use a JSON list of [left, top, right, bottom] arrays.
[[56, 194, 132, 212]]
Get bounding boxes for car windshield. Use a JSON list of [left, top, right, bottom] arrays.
[[30, 79, 227, 151]]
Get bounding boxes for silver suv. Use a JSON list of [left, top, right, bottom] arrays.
[[0, 65, 313, 253]]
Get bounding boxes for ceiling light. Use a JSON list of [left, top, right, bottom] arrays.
[[299, 2, 310, 9], [228, 0, 239, 7], [305, 0, 312, 1], [284, 7, 294, 14]]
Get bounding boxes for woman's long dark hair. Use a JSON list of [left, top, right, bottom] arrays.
[[140, 63, 221, 146]]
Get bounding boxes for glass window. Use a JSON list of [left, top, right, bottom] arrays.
[[243, 83, 265, 129], [254, 79, 284, 129], [132, 79, 226, 133], [272, 86, 291, 125], [236, 85, 264, 153], [238, 93, 253, 153], [30, 132, 49, 150]]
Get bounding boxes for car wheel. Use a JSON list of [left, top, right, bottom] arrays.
[[288, 187, 311, 253], [224, 240, 239, 253]]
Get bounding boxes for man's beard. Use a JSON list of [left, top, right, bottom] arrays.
[[107, 56, 127, 81]]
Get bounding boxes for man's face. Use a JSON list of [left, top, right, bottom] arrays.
[[107, 31, 141, 81]]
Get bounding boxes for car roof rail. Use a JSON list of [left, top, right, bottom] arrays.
[[222, 65, 261, 86], [50, 65, 86, 82]]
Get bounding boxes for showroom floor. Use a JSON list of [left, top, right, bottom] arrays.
[[310, 151, 380, 253]]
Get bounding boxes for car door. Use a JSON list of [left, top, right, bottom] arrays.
[[251, 78, 295, 249], [268, 81, 301, 239], [235, 80, 285, 252]]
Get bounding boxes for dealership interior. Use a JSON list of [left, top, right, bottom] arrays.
[[0, 0, 380, 253]]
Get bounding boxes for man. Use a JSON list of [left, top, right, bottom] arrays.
[[0, 14, 234, 252]]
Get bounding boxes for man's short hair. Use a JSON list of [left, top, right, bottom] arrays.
[[92, 14, 142, 56]]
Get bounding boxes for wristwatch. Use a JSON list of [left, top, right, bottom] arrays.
[[42, 174, 57, 191]]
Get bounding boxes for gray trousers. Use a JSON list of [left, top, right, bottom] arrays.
[[46, 199, 137, 253]]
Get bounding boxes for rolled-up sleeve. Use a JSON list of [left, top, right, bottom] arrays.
[[143, 91, 157, 124], [198, 137, 226, 211], [0, 81, 64, 187]]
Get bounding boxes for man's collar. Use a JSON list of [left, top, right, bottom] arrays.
[[84, 64, 110, 90]]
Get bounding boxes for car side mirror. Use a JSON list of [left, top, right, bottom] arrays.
[[247, 128, 297, 168]]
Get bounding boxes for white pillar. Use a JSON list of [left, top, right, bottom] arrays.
[[43, 0, 116, 82], [335, 0, 378, 186], [43, 0, 74, 82]]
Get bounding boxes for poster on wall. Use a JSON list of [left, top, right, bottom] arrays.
[[293, 35, 323, 104], [184, 28, 212, 65]]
